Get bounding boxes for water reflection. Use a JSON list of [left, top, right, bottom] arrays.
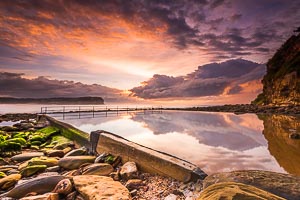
[[260, 114, 300, 175], [61, 111, 300, 175]]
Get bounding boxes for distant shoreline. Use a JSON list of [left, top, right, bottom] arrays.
[[166, 104, 300, 115], [0, 97, 104, 105]]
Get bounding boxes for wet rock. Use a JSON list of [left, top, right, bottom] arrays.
[[125, 179, 144, 191], [58, 156, 95, 170], [1, 126, 18, 132], [62, 169, 81, 177], [52, 179, 73, 195], [0, 174, 21, 190], [120, 161, 138, 179], [37, 172, 60, 177], [203, 170, 300, 200], [11, 152, 44, 162], [62, 147, 72, 155], [0, 165, 18, 173], [198, 182, 284, 200], [45, 166, 61, 172], [15, 122, 34, 130], [20, 165, 47, 177], [73, 175, 131, 200], [20, 193, 59, 200], [45, 150, 65, 158], [82, 163, 113, 176], [5, 175, 65, 199], [64, 147, 86, 157]]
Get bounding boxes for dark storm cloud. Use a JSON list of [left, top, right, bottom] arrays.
[[0, 72, 123, 99], [1, 0, 299, 60], [130, 59, 266, 99]]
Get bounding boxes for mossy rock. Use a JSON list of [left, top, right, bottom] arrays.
[[50, 135, 74, 150], [198, 182, 285, 200], [0, 171, 6, 178], [6, 138, 27, 146], [30, 145, 40, 150], [0, 134, 8, 142], [36, 126, 60, 138], [13, 131, 31, 139], [28, 135, 46, 143], [0, 174, 21, 190], [20, 165, 47, 177], [30, 141, 42, 146], [0, 141, 22, 152], [28, 157, 59, 167]]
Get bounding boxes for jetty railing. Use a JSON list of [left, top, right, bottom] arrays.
[[40, 105, 163, 120]]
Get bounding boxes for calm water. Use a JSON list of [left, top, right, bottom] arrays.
[[51, 110, 300, 175]]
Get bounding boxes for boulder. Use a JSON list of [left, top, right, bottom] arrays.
[[203, 170, 300, 200], [120, 161, 138, 179], [198, 182, 284, 200], [0, 174, 21, 190], [73, 175, 131, 200], [11, 152, 44, 162], [82, 163, 113, 176], [20, 193, 59, 200], [5, 175, 65, 199], [58, 156, 95, 170]]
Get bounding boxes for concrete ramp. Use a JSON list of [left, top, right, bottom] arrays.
[[90, 130, 207, 182]]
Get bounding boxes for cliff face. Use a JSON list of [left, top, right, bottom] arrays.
[[253, 33, 300, 105]]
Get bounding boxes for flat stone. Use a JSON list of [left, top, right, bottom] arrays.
[[198, 182, 284, 200], [11, 152, 44, 162], [120, 161, 138, 179], [0, 174, 21, 190], [58, 156, 95, 170], [6, 175, 65, 199], [73, 175, 131, 200], [20, 193, 59, 200], [82, 163, 113, 176], [203, 170, 300, 200], [46, 150, 64, 158]]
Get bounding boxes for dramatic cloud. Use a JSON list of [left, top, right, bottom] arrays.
[[0, 0, 299, 91], [130, 59, 266, 100], [0, 72, 130, 102]]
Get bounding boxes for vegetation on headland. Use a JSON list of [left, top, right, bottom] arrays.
[[0, 97, 104, 105], [253, 32, 300, 106]]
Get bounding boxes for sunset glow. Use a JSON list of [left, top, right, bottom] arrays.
[[0, 0, 299, 104]]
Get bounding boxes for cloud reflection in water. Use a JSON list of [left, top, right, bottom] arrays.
[[63, 110, 286, 175]]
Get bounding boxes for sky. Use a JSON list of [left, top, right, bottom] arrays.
[[0, 0, 299, 105]]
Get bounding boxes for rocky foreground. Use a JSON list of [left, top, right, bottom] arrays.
[[0, 114, 300, 199]]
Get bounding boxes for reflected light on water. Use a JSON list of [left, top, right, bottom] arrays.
[[60, 110, 300, 175]]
